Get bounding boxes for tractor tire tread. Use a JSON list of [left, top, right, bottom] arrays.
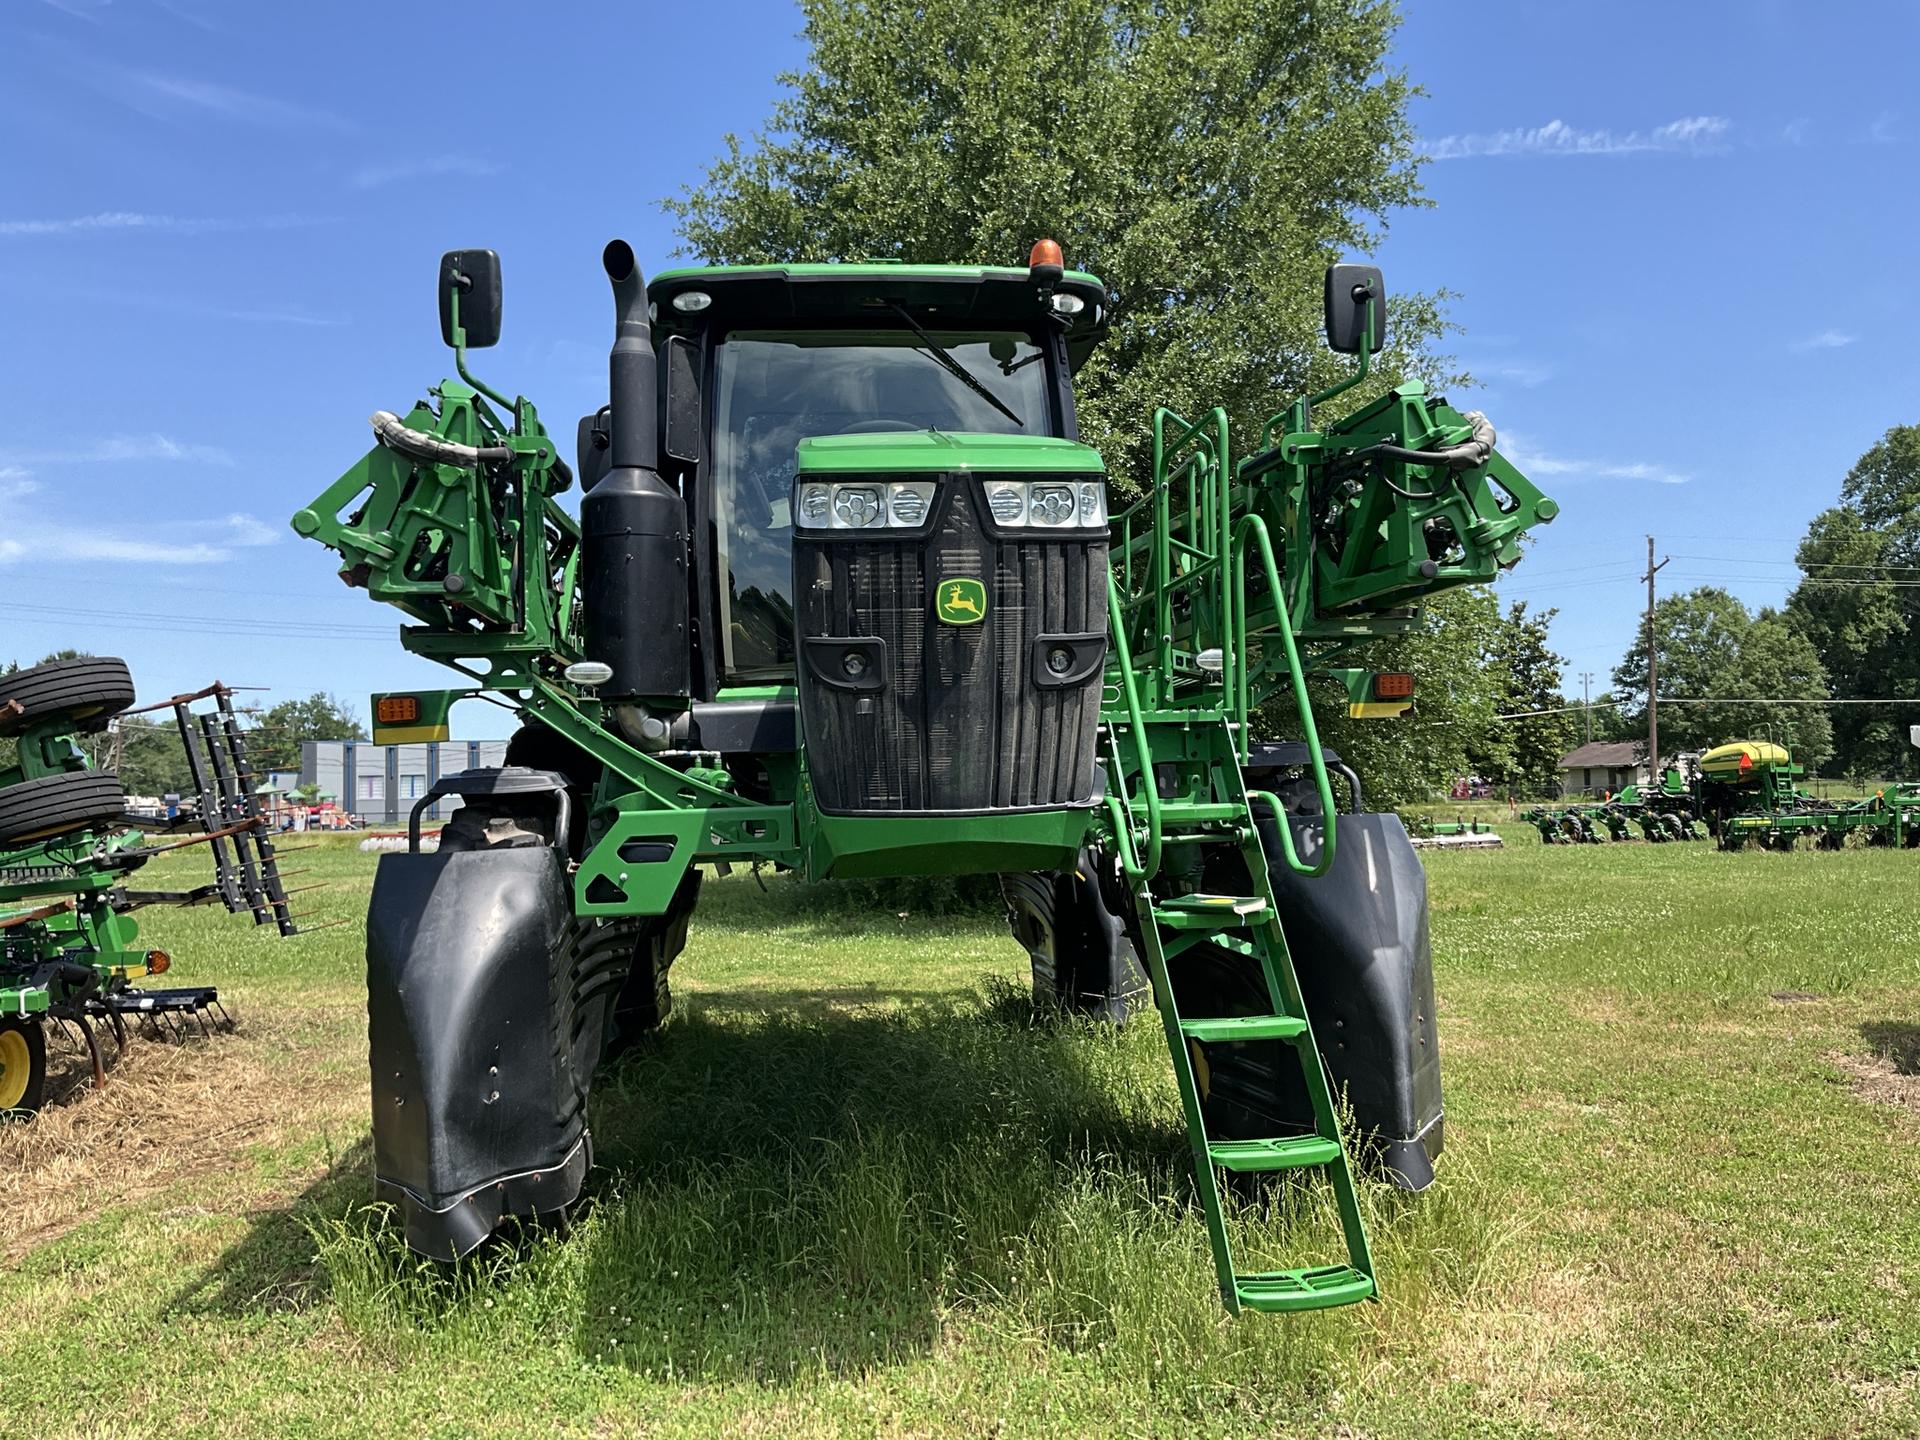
[[0, 771, 128, 845], [0, 657, 136, 738]]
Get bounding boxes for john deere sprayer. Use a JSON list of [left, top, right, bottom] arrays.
[[291, 241, 1556, 1314]]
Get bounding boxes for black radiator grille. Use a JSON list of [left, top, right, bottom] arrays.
[[796, 478, 1108, 815]]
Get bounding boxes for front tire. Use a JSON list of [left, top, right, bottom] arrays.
[[0, 1018, 47, 1118]]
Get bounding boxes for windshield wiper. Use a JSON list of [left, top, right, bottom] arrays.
[[887, 302, 1024, 428]]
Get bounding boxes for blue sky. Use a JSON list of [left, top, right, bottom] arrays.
[[1, 0, 1914, 736]]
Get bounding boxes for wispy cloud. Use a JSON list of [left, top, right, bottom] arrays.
[[0, 212, 326, 238], [16, 435, 235, 466], [1858, 110, 1900, 145], [1428, 115, 1732, 161], [1501, 431, 1690, 486], [1790, 329, 1856, 352], [38, 0, 106, 20], [151, 0, 223, 32], [1780, 118, 1812, 146], [98, 66, 356, 133], [0, 466, 277, 567], [350, 154, 506, 189]]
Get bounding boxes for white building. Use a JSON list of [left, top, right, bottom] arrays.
[[299, 739, 509, 825]]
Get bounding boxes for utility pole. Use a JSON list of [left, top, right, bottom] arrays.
[[1643, 535, 1670, 779], [1580, 671, 1594, 744]]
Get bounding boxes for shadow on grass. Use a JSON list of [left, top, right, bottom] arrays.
[[168, 977, 1481, 1393], [170, 1135, 375, 1317], [1861, 1021, 1920, 1075], [562, 979, 1193, 1377]]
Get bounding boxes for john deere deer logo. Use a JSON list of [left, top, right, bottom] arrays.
[[935, 577, 987, 625]]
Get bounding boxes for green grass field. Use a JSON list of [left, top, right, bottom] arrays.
[[2, 829, 1917, 1438]]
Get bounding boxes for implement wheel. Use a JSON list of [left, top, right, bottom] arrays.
[[0, 1018, 47, 1118], [0, 656, 134, 738], [0, 771, 127, 845]]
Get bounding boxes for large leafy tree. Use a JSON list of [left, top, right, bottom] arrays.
[[249, 693, 366, 775], [1468, 600, 1577, 798], [1785, 424, 1919, 779], [669, 0, 1451, 497], [1610, 587, 1831, 768]]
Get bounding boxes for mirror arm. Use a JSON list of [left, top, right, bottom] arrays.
[[447, 282, 516, 413], [1308, 302, 1373, 411]]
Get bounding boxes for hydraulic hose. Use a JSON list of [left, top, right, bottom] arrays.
[[1344, 410, 1497, 472], [370, 410, 511, 466]]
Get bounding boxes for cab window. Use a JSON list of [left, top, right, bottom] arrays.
[[710, 328, 1052, 676]]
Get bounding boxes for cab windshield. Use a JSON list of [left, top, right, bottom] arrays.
[[711, 328, 1052, 676]]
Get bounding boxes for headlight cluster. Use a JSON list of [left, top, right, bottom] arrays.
[[981, 479, 1108, 530], [793, 478, 1110, 531], [794, 480, 936, 530]]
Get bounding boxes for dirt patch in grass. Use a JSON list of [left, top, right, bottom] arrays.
[[0, 1007, 360, 1260], [1426, 1263, 1616, 1424], [1828, 1049, 1920, 1119]]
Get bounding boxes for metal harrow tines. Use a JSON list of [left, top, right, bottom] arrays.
[[92, 986, 235, 1043]]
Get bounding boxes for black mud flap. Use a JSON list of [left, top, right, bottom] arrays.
[[366, 847, 610, 1258], [1259, 810, 1442, 1189], [1001, 848, 1150, 1022]]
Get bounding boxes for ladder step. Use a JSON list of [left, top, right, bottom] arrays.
[[1234, 1264, 1375, 1313], [1207, 1135, 1343, 1172], [1157, 802, 1244, 823], [1156, 893, 1270, 929], [1180, 1014, 1306, 1043]]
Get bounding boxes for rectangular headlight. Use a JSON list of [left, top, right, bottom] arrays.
[[794, 480, 940, 530], [795, 477, 1109, 531]]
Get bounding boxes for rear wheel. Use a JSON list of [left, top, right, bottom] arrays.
[[0, 771, 127, 844], [0, 1019, 47, 1118], [0, 656, 135, 738]]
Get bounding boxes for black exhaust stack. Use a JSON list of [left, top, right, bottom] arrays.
[[582, 239, 689, 701]]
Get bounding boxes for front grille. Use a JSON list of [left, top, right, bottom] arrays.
[[795, 477, 1108, 814]]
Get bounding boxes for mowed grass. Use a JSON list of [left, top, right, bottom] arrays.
[[2, 829, 1917, 1438]]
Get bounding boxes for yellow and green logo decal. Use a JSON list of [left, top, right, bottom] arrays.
[[935, 577, 987, 625]]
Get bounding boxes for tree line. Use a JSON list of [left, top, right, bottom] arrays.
[[1589, 423, 1918, 781]]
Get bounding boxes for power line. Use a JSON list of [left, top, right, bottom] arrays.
[[0, 600, 394, 639], [1500, 696, 1918, 721]]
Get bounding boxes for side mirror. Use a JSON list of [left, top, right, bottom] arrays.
[[661, 335, 704, 467], [439, 249, 502, 349], [1323, 263, 1385, 355]]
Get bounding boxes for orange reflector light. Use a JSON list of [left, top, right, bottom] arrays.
[[146, 950, 171, 975], [1029, 238, 1064, 270], [1373, 671, 1415, 701], [1739, 753, 1753, 771], [377, 695, 421, 725]]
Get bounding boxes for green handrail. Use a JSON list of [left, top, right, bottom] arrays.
[[1233, 514, 1337, 877], [1103, 568, 1162, 880]]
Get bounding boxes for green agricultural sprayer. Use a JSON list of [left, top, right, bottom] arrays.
[[291, 241, 1556, 1314], [1700, 741, 1920, 851], [1, 661, 298, 1115]]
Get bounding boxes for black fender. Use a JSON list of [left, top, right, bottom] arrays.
[[366, 847, 612, 1258], [1259, 810, 1442, 1189]]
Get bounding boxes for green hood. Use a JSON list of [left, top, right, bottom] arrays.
[[795, 430, 1106, 476]]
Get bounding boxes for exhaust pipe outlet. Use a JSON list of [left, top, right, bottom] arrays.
[[610, 702, 673, 751], [602, 239, 656, 471], [583, 239, 690, 700]]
